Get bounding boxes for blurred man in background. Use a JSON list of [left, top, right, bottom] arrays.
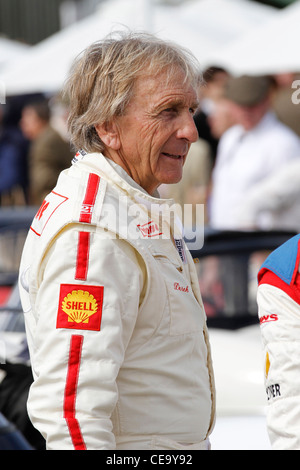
[[0, 101, 29, 205], [20, 98, 73, 205], [209, 75, 300, 230]]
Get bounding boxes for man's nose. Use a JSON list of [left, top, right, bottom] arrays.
[[177, 112, 199, 143]]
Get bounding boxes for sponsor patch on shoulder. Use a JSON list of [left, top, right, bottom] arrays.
[[30, 191, 68, 236], [56, 284, 104, 331]]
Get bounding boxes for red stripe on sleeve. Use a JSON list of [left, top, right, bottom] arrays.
[[64, 334, 86, 450], [75, 173, 100, 280], [75, 231, 90, 281], [79, 173, 100, 223]]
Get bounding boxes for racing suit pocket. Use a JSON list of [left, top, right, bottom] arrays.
[[151, 436, 210, 450], [153, 254, 204, 336], [115, 435, 210, 450]]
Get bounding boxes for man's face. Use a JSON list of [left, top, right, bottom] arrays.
[[20, 107, 45, 140], [99, 68, 199, 194], [228, 100, 269, 131]]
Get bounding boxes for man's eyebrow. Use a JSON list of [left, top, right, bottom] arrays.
[[157, 96, 200, 110], [174, 96, 200, 110], [192, 99, 200, 110]]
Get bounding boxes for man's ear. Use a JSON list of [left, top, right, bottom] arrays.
[[95, 121, 120, 150]]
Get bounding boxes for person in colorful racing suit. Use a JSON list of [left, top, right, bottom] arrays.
[[257, 234, 300, 449], [18, 32, 215, 450]]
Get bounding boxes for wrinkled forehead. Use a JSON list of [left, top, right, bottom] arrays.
[[145, 59, 201, 88], [133, 65, 200, 102]]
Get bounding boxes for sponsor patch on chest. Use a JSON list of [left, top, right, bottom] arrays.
[[266, 383, 281, 401], [137, 220, 162, 238], [174, 238, 187, 263], [173, 282, 189, 293]]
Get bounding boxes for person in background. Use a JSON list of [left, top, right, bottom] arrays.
[[271, 72, 300, 137], [194, 66, 230, 165], [209, 75, 300, 230], [207, 97, 237, 142], [20, 98, 73, 205], [232, 158, 300, 232], [257, 233, 300, 449], [18, 31, 215, 450], [0, 101, 29, 205]]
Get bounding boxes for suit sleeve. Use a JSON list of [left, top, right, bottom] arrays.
[[257, 270, 300, 450], [27, 225, 146, 450]]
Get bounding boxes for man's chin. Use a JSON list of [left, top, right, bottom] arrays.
[[164, 173, 183, 185]]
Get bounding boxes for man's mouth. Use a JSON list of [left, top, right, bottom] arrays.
[[162, 152, 183, 159]]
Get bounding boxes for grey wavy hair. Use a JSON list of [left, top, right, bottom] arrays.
[[64, 30, 202, 153]]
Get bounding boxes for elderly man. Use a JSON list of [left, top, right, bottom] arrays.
[[18, 32, 215, 450]]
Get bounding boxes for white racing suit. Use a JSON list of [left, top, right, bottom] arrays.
[[257, 234, 300, 449], [18, 152, 215, 450]]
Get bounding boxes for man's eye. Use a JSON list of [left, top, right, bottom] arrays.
[[163, 108, 175, 113]]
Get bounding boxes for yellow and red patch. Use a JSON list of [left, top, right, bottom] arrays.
[[56, 284, 103, 331]]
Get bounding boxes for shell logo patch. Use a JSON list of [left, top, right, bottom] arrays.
[[56, 284, 103, 331]]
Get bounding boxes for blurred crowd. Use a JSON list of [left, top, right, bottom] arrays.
[[162, 67, 300, 233], [0, 93, 73, 207], [2, 66, 300, 233]]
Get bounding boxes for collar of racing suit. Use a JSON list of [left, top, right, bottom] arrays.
[[72, 151, 185, 242]]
